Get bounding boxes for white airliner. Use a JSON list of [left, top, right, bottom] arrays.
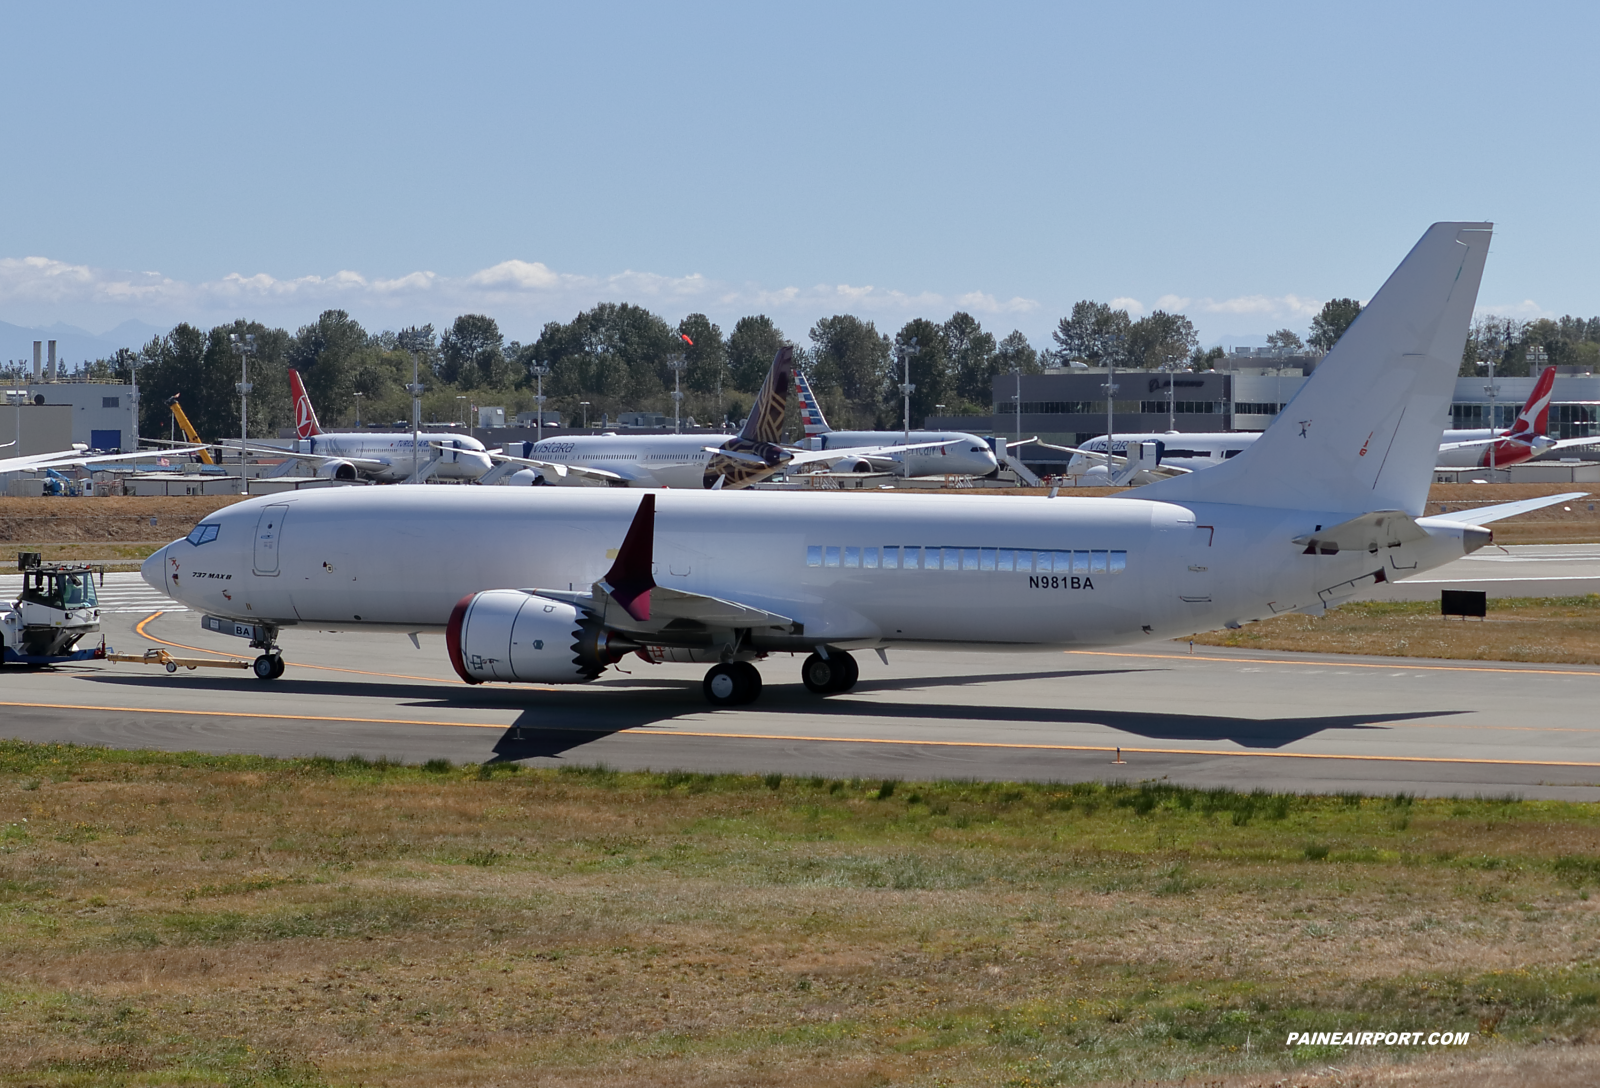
[[249, 371, 494, 483], [1066, 365, 1595, 481], [794, 370, 999, 477], [488, 348, 952, 488], [144, 223, 1579, 706], [0, 444, 207, 475]]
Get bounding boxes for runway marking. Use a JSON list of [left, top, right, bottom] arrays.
[[4, 699, 1600, 770], [1068, 649, 1600, 677], [132, 613, 450, 684]]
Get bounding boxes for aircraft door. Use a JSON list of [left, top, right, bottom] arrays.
[[1179, 524, 1214, 604], [253, 504, 290, 576]]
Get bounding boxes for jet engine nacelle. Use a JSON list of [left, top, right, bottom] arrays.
[[446, 590, 624, 684], [845, 458, 876, 473], [314, 459, 359, 481]]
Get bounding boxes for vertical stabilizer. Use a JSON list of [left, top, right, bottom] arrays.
[[795, 370, 832, 436], [288, 369, 324, 438], [1132, 223, 1491, 516], [1507, 366, 1556, 439], [737, 346, 794, 445]]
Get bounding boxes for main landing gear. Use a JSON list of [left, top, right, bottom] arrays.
[[702, 661, 762, 706], [699, 649, 860, 706], [801, 650, 858, 695]]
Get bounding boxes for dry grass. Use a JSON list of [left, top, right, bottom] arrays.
[[3, 744, 1600, 1086], [1192, 595, 1600, 664]]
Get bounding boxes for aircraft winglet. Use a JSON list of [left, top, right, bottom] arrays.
[[603, 495, 657, 621]]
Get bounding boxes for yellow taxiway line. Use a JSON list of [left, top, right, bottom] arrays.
[[1068, 649, 1600, 677], [3, 698, 1600, 769]]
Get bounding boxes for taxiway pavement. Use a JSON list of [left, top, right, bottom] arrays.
[[2, 588, 1598, 801]]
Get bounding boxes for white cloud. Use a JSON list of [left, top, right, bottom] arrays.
[[1153, 294, 1191, 312], [1109, 296, 1145, 317], [1475, 300, 1551, 321]]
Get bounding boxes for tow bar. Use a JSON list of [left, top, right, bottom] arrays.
[[105, 648, 251, 674]]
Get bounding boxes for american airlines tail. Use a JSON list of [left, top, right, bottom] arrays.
[[288, 369, 324, 439], [1134, 222, 1492, 517], [795, 370, 832, 437]]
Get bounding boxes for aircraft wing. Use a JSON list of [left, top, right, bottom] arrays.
[[534, 493, 801, 642], [0, 446, 209, 473], [489, 453, 631, 484], [777, 439, 959, 470], [1033, 440, 1193, 477], [233, 442, 393, 473]]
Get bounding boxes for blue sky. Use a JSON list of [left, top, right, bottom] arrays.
[[2, 1, 1597, 354]]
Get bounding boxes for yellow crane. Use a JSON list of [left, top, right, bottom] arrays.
[[165, 394, 216, 465]]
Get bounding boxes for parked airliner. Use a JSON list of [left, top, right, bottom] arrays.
[[145, 224, 1579, 705], [1066, 366, 1594, 480], [489, 348, 951, 488], [794, 370, 998, 477], [249, 371, 494, 483]]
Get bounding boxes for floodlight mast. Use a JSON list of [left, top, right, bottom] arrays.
[[1101, 335, 1122, 475], [667, 353, 686, 434], [530, 364, 550, 434], [230, 333, 255, 494], [898, 337, 920, 478], [406, 351, 425, 482]]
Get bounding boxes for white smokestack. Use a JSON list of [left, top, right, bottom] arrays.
[[47, 340, 57, 382], [32, 341, 41, 381]]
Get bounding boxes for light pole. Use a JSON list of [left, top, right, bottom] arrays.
[[579, 401, 590, 430], [666, 353, 686, 434], [1010, 365, 1022, 444], [1101, 335, 1122, 474], [1166, 362, 1177, 432], [353, 392, 363, 427], [229, 332, 255, 493], [898, 337, 920, 479], [530, 364, 550, 434], [405, 351, 425, 482], [455, 395, 467, 429]]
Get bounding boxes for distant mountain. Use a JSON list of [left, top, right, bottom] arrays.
[[0, 319, 170, 371]]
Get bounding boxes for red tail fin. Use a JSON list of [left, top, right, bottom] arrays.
[[288, 369, 323, 438], [1506, 366, 1555, 437]]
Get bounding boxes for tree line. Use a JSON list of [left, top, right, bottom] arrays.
[[42, 297, 1600, 443]]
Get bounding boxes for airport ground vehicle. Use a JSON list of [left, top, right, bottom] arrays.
[[0, 555, 107, 665]]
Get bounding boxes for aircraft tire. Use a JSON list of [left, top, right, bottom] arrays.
[[269, 654, 286, 680], [801, 650, 857, 694], [253, 654, 282, 681], [703, 662, 759, 706]]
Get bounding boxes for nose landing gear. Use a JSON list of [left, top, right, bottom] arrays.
[[801, 650, 858, 694], [252, 653, 286, 681]]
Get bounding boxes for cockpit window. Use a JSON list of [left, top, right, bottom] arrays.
[[186, 523, 220, 546]]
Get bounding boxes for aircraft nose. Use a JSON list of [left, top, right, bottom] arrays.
[[141, 545, 168, 593]]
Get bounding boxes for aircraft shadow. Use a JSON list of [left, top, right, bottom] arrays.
[[78, 670, 1467, 757]]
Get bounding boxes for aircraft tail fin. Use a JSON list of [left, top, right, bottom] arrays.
[[1506, 366, 1556, 439], [736, 346, 795, 445], [795, 369, 832, 436], [1132, 222, 1492, 516], [288, 369, 323, 438]]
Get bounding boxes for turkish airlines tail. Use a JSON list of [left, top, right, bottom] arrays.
[[288, 369, 323, 439], [795, 370, 832, 437], [1505, 366, 1556, 440], [1135, 222, 1492, 516]]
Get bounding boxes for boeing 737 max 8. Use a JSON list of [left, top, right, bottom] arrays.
[[144, 223, 1580, 703]]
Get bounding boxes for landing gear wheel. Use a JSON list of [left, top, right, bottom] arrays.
[[703, 661, 762, 706], [801, 650, 858, 694], [269, 654, 286, 679], [253, 653, 284, 681]]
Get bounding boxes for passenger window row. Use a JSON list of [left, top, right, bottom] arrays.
[[806, 545, 1127, 573]]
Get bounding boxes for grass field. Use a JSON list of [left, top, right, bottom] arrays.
[[3, 742, 1600, 1086], [1190, 594, 1600, 664]]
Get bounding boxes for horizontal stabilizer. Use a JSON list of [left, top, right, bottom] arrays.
[[1292, 510, 1429, 555], [1424, 491, 1588, 527]]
